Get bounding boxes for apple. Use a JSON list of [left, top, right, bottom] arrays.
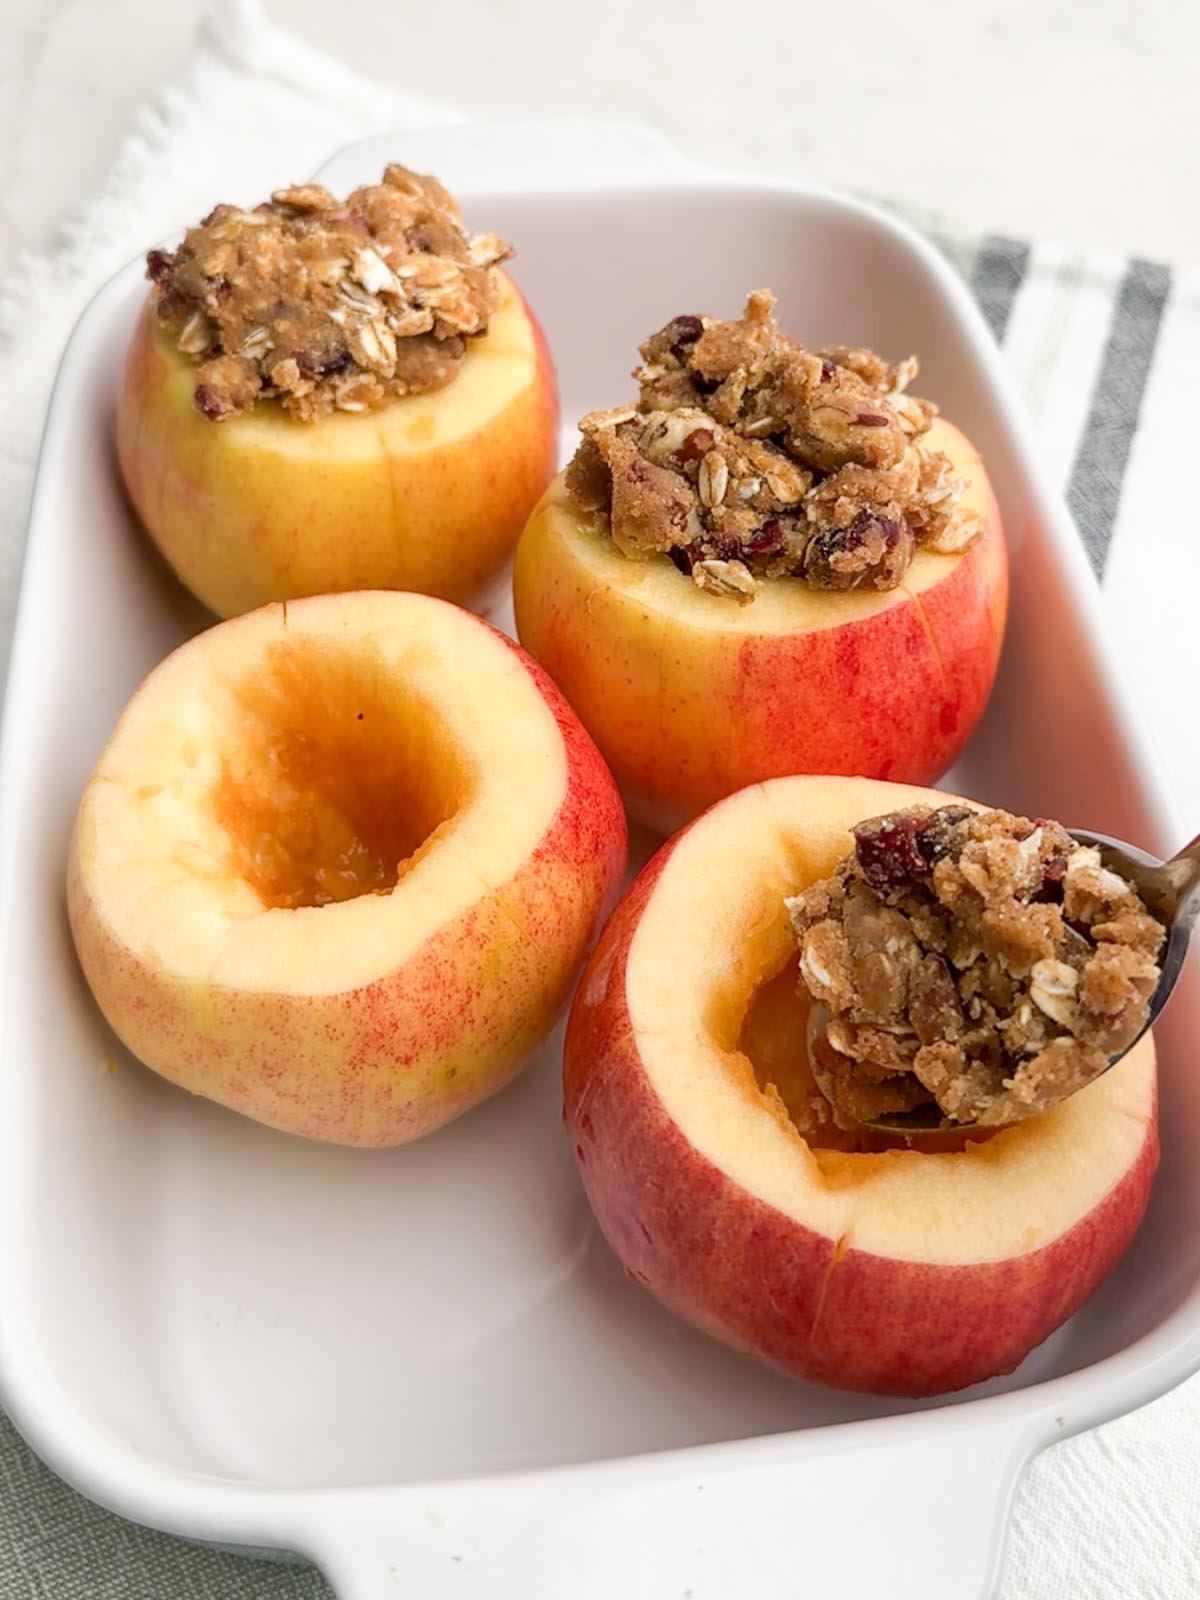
[[117, 272, 558, 618], [69, 590, 626, 1146], [515, 419, 1007, 834], [564, 775, 1156, 1396]]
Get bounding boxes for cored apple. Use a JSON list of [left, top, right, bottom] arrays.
[[69, 591, 626, 1147], [565, 775, 1156, 1396], [515, 419, 1007, 834], [117, 272, 558, 618]]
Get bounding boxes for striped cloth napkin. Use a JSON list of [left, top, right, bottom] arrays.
[[1, 4, 1198, 1598], [969, 238, 1167, 576], [952, 233, 1196, 834]]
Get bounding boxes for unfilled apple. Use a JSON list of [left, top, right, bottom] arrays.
[[564, 775, 1156, 1396], [69, 591, 626, 1146], [515, 419, 1007, 834], [117, 272, 558, 618]]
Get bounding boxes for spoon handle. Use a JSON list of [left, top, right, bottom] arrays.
[[1164, 830, 1200, 930]]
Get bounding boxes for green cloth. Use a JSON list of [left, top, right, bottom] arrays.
[[0, 1417, 330, 1598]]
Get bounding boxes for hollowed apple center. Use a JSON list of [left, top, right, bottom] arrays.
[[213, 638, 470, 911]]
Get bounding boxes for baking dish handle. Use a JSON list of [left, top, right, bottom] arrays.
[[313, 120, 703, 198], [310, 1410, 1038, 1599]]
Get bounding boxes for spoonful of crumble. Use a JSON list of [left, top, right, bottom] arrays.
[[789, 803, 1196, 1135]]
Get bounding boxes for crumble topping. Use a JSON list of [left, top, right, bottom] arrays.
[[785, 806, 1165, 1128], [564, 290, 981, 601], [145, 165, 512, 422]]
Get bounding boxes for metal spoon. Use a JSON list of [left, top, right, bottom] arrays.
[[809, 825, 1200, 1136]]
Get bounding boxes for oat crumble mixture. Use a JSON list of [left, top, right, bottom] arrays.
[[146, 165, 512, 422], [564, 290, 983, 602], [786, 805, 1165, 1129]]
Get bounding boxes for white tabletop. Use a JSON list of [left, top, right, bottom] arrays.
[[2, 0, 1199, 275]]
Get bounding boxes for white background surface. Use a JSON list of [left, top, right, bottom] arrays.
[[4, 0, 1200, 275]]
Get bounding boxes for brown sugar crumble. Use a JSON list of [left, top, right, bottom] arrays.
[[146, 166, 511, 422], [564, 290, 982, 601], [786, 806, 1165, 1128]]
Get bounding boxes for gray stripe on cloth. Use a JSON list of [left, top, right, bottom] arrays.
[[969, 236, 1031, 343], [1066, 257, 1172, 575]]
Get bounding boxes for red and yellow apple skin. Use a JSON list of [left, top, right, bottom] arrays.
[[68, 592, 626, 1147], [564, 776, 1157, 1397], [117, 272, 559, 618], [515, 420, 1008, 834]]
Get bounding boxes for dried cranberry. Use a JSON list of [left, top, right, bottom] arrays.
[[146, 249, 174, 288], [1042, 851, 1067, 882], [154, 286, 192, 322], [1029, 849, 1068, 904], [916, 805, 971, 865], [668, 546, 694, 575], [665, 314, 704, 352], [803, 509, 911, 590], [858, 508, 902, 548], [820, 358, 836, 382], [687, 534, 741, 565], [194, 384, 225, 421], [853, 813, 930, 888], [747, 517, 785, 553], [855, 412, 891, 427]]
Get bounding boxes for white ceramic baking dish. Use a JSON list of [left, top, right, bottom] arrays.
[[1, 121, 1197, 1600]]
